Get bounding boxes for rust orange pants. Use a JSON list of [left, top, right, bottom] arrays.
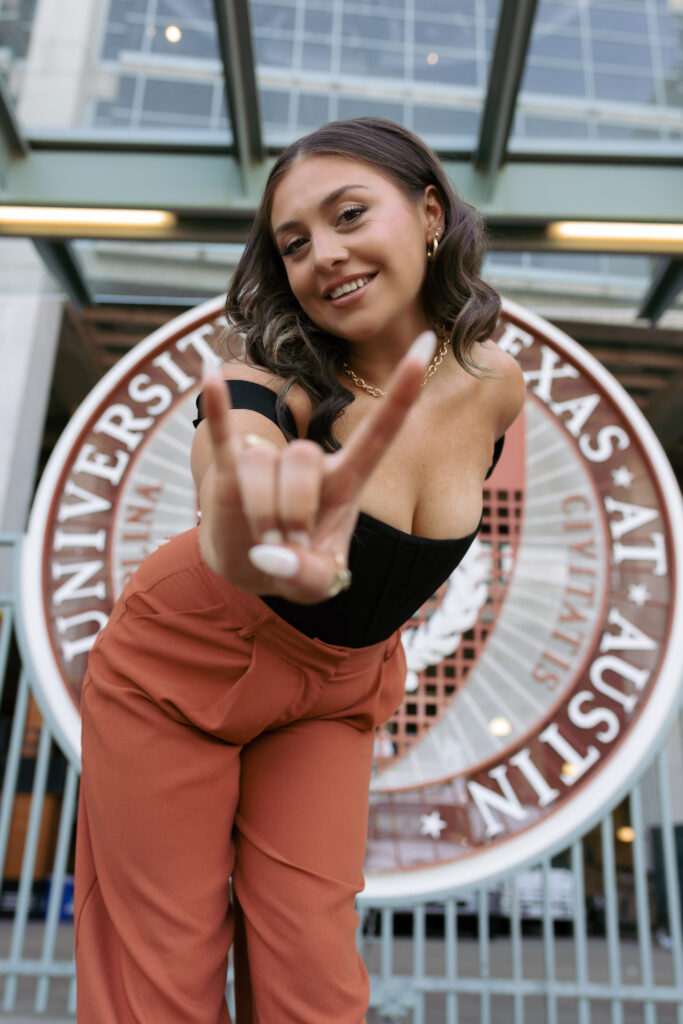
[[74, 527, 405, 1023]]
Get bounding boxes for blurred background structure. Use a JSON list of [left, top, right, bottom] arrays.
[[0, 1, 682, 1020], [1, 0, 682, 477]]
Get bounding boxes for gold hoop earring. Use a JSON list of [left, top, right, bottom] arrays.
[[426, 229, 441, 262]]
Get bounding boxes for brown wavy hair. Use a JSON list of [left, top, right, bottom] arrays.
[[223, 117, 500, 450]]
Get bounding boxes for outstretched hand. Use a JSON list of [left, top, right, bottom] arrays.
[[197, 331, 436, 603]]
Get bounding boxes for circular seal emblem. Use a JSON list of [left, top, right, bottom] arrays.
[[20, 297, 683, 899]]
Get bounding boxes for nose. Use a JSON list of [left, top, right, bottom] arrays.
[[311, 229, 347, 269]]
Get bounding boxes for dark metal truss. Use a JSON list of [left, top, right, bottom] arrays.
[[474, 0, 538, 178], [32, 240, 93, 309], [638, 258, 683, 324], [212, 0, 264, 182], [0, 73, 29, 159]]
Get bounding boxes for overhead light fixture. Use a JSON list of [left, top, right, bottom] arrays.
[[616, 826, 635, 843], [427, 52, 439, 65], [165, 24, 182, 43], [0, 206, 177, 229], [488, 716, 512, 737], [548, 221, 683, 245]]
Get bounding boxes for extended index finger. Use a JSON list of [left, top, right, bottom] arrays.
[[326, 331, 437, 502]]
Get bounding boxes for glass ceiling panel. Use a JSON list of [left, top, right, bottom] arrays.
[[0, 0, 232, 142], [511, 0, 683, 152], [484, 250, 658, 321], [66, 240, 680, 330], [72, 239, 243, 303], [249, 0, 502, 148]]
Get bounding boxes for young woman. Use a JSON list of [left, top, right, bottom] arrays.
[[74, 118, 525, 1023]]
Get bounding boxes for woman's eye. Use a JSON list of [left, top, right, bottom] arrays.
[[281, 237, 307, 257], [338, 205, 366, 225]]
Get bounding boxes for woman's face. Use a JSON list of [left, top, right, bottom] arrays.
[[269, 155, 442, 350]]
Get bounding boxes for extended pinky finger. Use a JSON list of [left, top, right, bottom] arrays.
[[201, 376, 236, 476]]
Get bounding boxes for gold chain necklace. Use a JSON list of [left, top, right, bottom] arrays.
[[343, 337, 450, 398]]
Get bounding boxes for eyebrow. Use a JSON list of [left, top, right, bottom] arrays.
[[273, 184, 370, 238]]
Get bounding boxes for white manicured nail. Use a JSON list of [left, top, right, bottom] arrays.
[[262, 529, 284, 545], [248, 544, 299, 578], [287, 530, 311, 549], [408, 330, 437, 366]]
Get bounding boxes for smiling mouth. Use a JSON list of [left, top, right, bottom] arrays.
[[325, 274, 377, 301]]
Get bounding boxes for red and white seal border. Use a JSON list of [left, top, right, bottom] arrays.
[[20, 296, 226, 768], [18, 296, 683, 899], [361, 300, 683, 903]]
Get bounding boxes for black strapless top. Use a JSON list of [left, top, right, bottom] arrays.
[[193, 381, 503, 647]]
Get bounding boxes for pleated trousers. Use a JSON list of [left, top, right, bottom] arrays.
[[74, 527, 406, 1023]]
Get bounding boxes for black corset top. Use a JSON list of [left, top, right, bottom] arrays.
[[193, 380, 503, 647]]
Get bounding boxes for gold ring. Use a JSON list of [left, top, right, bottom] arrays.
[[327, 552, 352, 598], [241, 433, 280, 453]]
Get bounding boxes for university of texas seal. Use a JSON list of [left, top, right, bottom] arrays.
[[20, 297, 683, 898]]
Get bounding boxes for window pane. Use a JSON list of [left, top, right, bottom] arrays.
[[338, 97, 405, 122], [523, 116, 590, 138], [251, 0, 499, 146], [529, 32, 583, 62], [340, 45, 404, 78], [298, 93, 331, 127], [414, 20, 476, 50], [535, 2, 581, 31], [150, 24, 219, 60], [255, 36, 295, 68], [594, 72, 656, 104], [512, 0, 683, 152], [341, 13, 405, 44], [0, 0, 36, 61], [142, 78, 213, 117], [301, 43, 332, 72], [421, 0, 475, 14], [591, 39, 653, 69], [4, 0, 230, 141], [413, 105, 480, 141], [252, 3, 296, 31], [158, 0, 213, 18], [304, 9, 333, 34], [589, 8, 648, 35], [415, 54, 477, 86], [261, 90, 290, 123], [523, 64, 586, 97]]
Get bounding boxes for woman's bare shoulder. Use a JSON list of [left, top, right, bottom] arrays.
[[473, 340, 526, 435], [216, 359, 313, 431]]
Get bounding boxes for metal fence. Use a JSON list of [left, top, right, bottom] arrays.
[[1, 533, 682, 1022]]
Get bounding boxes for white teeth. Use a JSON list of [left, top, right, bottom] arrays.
[[329, 276, 372, 300]]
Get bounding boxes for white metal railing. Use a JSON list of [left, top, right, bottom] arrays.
[[1, 532, 682, 1021]]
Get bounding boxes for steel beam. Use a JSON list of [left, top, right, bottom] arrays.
[[0, 74, 29, 186], [212, 0, 264, 186], [0, 75, 29, 158], [1, 152, 682, 247], [638, 258, 683, 324], [474, 0, 539, 178], [32, 240, 93, 309]]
